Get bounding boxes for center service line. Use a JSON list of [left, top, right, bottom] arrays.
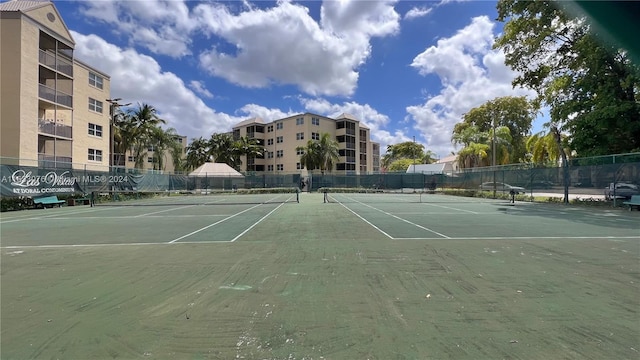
[[168, 203, 263, 243]]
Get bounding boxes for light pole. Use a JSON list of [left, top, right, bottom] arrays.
[[106, 98, 130, 169], [413, 136, 416, 173], [492, 118, 497, 197]]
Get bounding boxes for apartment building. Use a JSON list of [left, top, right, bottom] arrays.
[[232, 113, 380, 174], [1, 0, 111, 171]]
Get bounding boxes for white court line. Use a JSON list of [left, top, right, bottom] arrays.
[[13, 214, 231, 220], [334, 201, 394, 239], [134, 205, 197, 217], [392, 236, 640, 240], [0, 206, 118, 224], [230, 202, 286, 242], [423, 202, 479, 215], [3, 235, 637, 250], [340, 195, 450, 239], [168, 203, 264, 243]]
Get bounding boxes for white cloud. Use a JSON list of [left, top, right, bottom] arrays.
[[71, 31, 243, 141], [81, 0, 400, 97], [79, 0, 197, 58], [405, 16, 536, 158], [189, 80, 214, 99], [404, 6, 433, 20]]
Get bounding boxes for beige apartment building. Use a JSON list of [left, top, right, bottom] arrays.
[[1, 0, 112, 171], [232, 113, 380, 174]]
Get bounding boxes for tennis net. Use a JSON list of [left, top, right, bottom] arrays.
[[91, 189, 299, 206], [321, 188, 523, 204]]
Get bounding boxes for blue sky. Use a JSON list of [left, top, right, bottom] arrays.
[[52, 0, 540, 159]]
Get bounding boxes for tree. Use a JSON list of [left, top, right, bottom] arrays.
[[381, 141, 437, 171], [208, 133, 236, 166], [296, 133, 339, 175], [495, 0, 640, 156], [526, 131, 568, 165], [452, 123, 513, 168], [387, 158, 415, 172], [455, 96, 534, 163], [148, 127, 180, 171], [185, 137, 210, 171], [125, 104, 167, 169], [233, 136, 264, 171]]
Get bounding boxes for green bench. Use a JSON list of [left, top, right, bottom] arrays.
[[622, 195, 640, 211], [33, 195, 66, 208]]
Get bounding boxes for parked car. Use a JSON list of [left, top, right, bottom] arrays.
[[604, 182, 639, 200], [479, 182, 526, 194]]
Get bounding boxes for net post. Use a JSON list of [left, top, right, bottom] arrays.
[[296, 188, 299, 203]]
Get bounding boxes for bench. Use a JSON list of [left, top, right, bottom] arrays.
[[33, 195, 66, 208], [622, 195, 640, 211], [67, 198, 90, 206]]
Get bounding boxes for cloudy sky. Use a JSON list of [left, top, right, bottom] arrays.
[[53, 0, 539, 158]]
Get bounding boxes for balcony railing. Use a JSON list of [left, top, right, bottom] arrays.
[[39, 84, 72, 108], [39, 49, 73, 77], [38, 119, 72, 138], [38, 154, 73, 169]]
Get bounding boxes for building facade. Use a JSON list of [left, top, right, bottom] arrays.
[[1, 0, 111, 171], [232, 113, 380, 174]]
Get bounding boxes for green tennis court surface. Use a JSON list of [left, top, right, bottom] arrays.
[[1, 192, 638, 359]]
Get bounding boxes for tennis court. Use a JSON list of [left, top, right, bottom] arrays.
[[1, 192, 639, 359]]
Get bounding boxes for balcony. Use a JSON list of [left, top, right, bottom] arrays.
[[38, 154, 72, 169], [39, 49, 73, 77], [38, 119, 72, 138], [39, 84, 72, 108]]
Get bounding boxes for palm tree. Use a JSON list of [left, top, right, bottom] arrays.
[[526, 130, 565, 165], [185, 137, 210, 171], [127, 104, 166, 169], [148, 127, 180, 171], [208, 133, 236, 166], [296, 133, 339, 175], [233, 136, 264, 171]]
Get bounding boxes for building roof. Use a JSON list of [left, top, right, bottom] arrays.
[[336, 113, 359, 121], [233, 117, 264, 128], [189, 162, 244, 178], [406, 163, 450, 174], [0, 0, 50, 12], [437, 154, 458, 164]]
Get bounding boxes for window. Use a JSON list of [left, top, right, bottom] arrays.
[[267, 151, 274, 159], [296, 148, 305, 155], [88, 123, 103, 137], [276, 122, 283, 130], [267, 125, 274, 132], [296, 117, 304, 125], [267, 138, 274, 146], [148, 157, 154, 163], [276, 136, 283, 143], [312, 132, 320, 140], [297, 162, 303, 170], [88, 148, 102, 162], [147, 146, 155, 152], [267, 165, 274, 171], [277, 164, 284, 171], [312, 117, 320, 126], [88, 98, 103, 113], [128, 156, 134, 162], [276, 150, 283, 158], [296, 132, 304, 140], [89, 72, 104, 89]]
